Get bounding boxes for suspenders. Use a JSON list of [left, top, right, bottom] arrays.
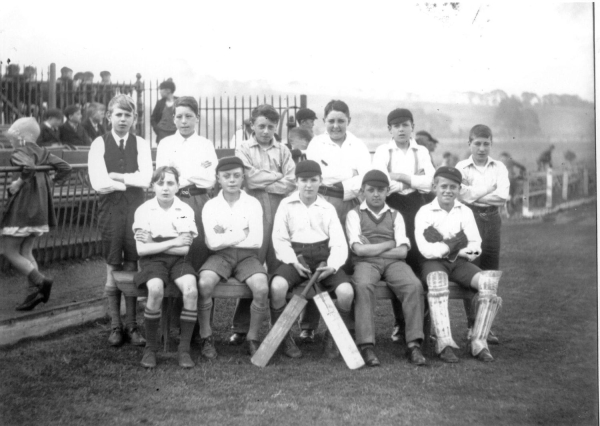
[[387, 147, 419, 174]]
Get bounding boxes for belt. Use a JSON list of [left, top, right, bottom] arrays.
[[177, 186, 208, 198], [318, 186, 344, 199], [291, 239, 330, 249], [468, 205, 498, 214]]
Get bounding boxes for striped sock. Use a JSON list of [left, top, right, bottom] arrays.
[[247, 302, 268, 341], [178, 308, 198, 353], [144, 307, 162, 352], [198, 301, 213, 338], [124, 296, 138, 329], [105, 286, 122, 329]]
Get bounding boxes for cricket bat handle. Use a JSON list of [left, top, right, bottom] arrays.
[[299, 260, 326, 298]]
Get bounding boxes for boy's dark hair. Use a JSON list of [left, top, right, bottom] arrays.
[[416, 130, 436, 142], [288, 127, 312, 142], [174, 97, 199, 116], [64, 105, 80, 119], [108, 94, 136, 114], [44, 108, 64, 121], [251, 104, 280, 124], [324, 100, 350, 119], [159, 80, 176, 93], [151, 166, 180, 185], [86, 102, 105, 116], [469, 124, 493, 142]]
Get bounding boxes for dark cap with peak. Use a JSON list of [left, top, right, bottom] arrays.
[[295, 160, 321, 178], [216, 156, 245, 173], [362, 170, 389, 187], [434, 166, 462, 185], [296, 108, 317, 122], [387, 108, 414, 125]]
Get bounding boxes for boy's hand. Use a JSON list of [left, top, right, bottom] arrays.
[[108, 172, 124, 182], [358, 235, 370, 245], [459, 249, 479, 262], [389, 180, 402, 193], [214, 225, 225, 234], [487, 182, 498, 194], [9, 179, 23, 194], [293, 262, 311, 278], [316, 265, 335, 281], [134, 229, 152, 243], [444, 230, 468, 261], [415, 168, 425, 176], [175, 233, 193, 246], [424, 225, 444, 243]]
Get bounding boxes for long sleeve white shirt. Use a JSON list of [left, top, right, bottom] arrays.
[[155, 132, 217, 189], [455, 156, 510, 207], [415, 198, 482, 260], [372, 138, 435, 194], [345, 201, 411, 251], [306, 131, 371, 201], [272, 192, 348, 272], [202, 190, 263, 251], [88, 130, 152, 193]]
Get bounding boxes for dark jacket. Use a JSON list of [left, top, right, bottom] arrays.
[[60, 122, 92, 146], [82, 119, 106, 141], [151, 97, 178, 130], [37, 124, 61, 146], [1, 143, 72, 228]]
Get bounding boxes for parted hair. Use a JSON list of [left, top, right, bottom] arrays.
[[251, 104, 280, 124], [151, 166, 180, 186], [108, 94, 136, 114], [324, 99, 350, 119], [86, 102, 105, 117], [174, 97, 199, 116], [44, 108, 64, 121], [469, 124, 493, 142], [159, 80, 176, 93], [64, 105, 80, 119]]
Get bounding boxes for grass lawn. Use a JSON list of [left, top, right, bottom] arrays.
[[1, 204, 597, 426]]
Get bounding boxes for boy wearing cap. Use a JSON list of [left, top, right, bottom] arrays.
[[346, 170, 426, 366], [270, 160, 354, 359], [37, 109, 64, 147], [455, 125, 509, 344], [287, 127, 312, 163], [415, 166, 502, 363], [372, 108, 435, 343], [197, 156, 269, 359], [228, 105, 296, 345], [60, 105, 92, 147], [296, 108, 317, 137]]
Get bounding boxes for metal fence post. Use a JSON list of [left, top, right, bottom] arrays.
[[300, 94, 307, 108], [583, 167, 589, 196], [546, 168, 553, 209], [522, 172, 530, 217], [562, 170, 569, 200]]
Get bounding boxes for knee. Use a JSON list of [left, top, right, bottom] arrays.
[[270, 277, 289, 299], [252, 282, 269, 301], [336, 283, 354, 302], [198, 276, 216, 297], [183, 281, 198, 300], [147, 283, 164, 302]]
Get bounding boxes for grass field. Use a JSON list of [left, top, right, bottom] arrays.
[[1, 204, 597, 426]]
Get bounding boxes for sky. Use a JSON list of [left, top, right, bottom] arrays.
[[0, 2, 595, 102]]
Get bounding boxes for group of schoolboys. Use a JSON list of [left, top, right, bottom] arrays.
[[37, 102, 107, 147], [89, 93, 508, 370]]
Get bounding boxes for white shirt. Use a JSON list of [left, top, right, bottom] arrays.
[[88, 130, 153, 194], [455, 156, 510, 207], [415, 198, 482, 260], [372, 138, 435, 194], [132, 196, 198, 239], [345, 201, 411, 252], [305, 131, 371, 201], [155, 132, 218, 189], [202, 190, 263, 251], [272, 192, 348, 272]]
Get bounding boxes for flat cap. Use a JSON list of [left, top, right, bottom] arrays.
[[216, 156, 245, 173], [434, 166, 462, 185], [362, 169, 389, 187], [295, 160, 321, 178], [296, 108, 317, 122], [100, 70, 111, 76], [387, 108, 413, 125]]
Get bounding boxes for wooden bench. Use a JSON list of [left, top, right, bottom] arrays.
[[112, 271, 473, 354]]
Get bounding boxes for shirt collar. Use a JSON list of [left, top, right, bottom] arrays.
[[428, 197, 466, 212], [359, 200, 392, 216], [249, 136, 277, 149], [111, 129, 129, 144], [149, 196, 185, 211], [387, 137, 419, 151], [463, 155, 496, 168], [288, 191, 327, 207]]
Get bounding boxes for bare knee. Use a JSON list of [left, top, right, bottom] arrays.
[[335, 282, 354, 304], [270, 277, 289, 299], [146, 280, 164, 305], [198, 273, 218, 298], [247, 274, 269, 301]]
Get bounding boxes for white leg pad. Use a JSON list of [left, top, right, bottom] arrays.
[[427, 272, 459, 354], [471, 295, 502, 356]]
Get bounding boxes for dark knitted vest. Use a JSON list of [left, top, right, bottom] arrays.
[[101, 132, 144, 204], [356, 206, 398, 244]]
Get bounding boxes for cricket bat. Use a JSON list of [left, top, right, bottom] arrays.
[[251, 262, 326, 367], [313, 280, 365, 370]]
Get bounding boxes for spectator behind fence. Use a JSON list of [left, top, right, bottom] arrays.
[[37, 109, 64, 147], [1, 118, 72, 312], [537, 144, 555, 171], [296, 108, 317, 137], [100, 71, 112, 84], [60, 105, 92, 147], [151, 80, 178, 144], [83, 102, 107, 140], [499, 152, 526, 215], [441, 151, 459, 168], [415, 130, 438, 167], [229, 118, 253, 149], [286, 127, 312, 163]]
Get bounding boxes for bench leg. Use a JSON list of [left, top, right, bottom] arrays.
[[160, 298, 172, 352], [422, 297, 432, 357]]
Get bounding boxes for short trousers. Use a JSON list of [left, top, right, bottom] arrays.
[[134, 253, 197, 289], [98, 193, 143, 265], [273, 240, 349, 293], [420, 257, 481, 290], [199, 247, 266, 282]]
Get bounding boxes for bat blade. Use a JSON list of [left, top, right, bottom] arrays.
[[251, 295, 307, 367], [313, 291, 365, 370]]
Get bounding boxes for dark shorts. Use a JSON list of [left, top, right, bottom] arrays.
[[420, 258, 481, 290], [98, 193, 144, 265], [134, 253, 197, 289], [273, 240, 350, 293], [200, 247, 266, 282]]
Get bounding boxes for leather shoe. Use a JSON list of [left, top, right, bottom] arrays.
[[39, 278, 53, 303], [323, 332, 340, 359], [246, 340, 260, 357], [15, 291, 44, 311], [228, 332, 246, 346], [141, 348, 156, 368], [407, 346, 426, 366], [126, 326, 146, 346], [178, 351, 195, 368], [283, 333, 302, 358], [487, 330, 500, 345], [108, 327, 124, 347], [475, 347, 494, 362], [439, 346, 459, 363], [201, 335, 218, 359], [298, 329, 315, 344], [360, 346, 381, 367]]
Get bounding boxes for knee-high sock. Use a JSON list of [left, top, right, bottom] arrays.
[[144, 308, 161, 352], [426, 272, 459, 354], [124, 296, 138, 329], [105, 286, 122, 329], [270, 304, 285, 327], [178, 308, 198, 353], [471, 294, 502, 356], [198, 301, 213, 338], [247, 302, 268, 341], [334, 301, 353, 331]]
